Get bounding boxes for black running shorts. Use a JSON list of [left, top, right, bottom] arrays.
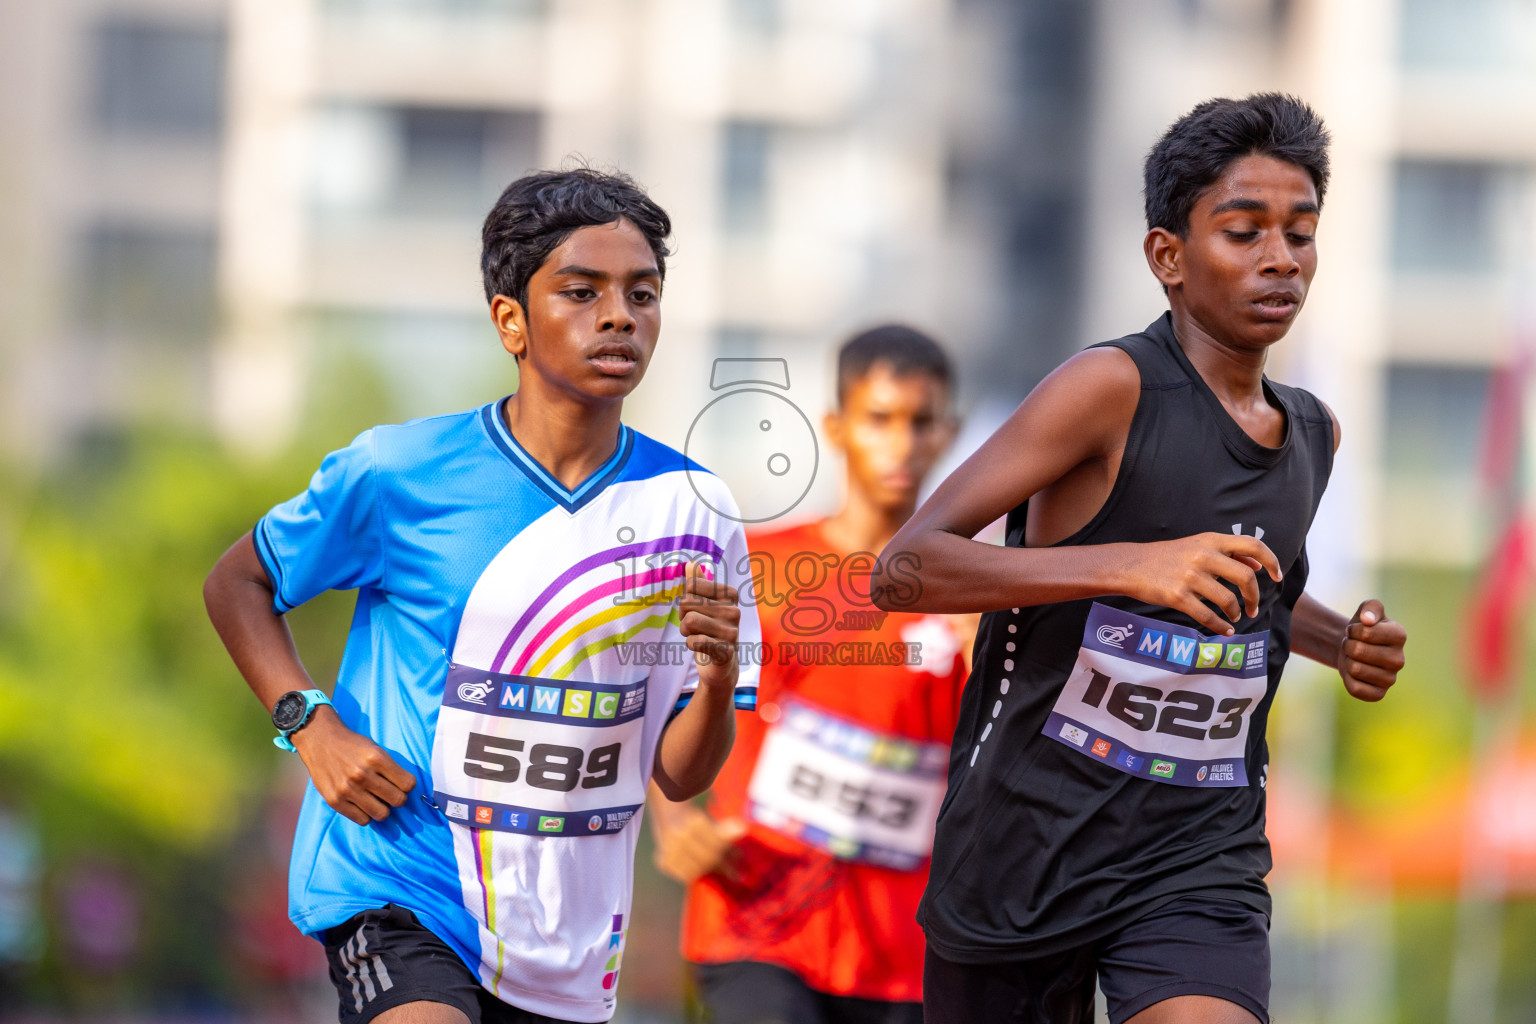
[[922, 894, 1269, 1024], [324, 904, 575, 1024]]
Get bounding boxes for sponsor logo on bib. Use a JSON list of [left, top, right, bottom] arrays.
[[1196, 765, 1208, 782], [475, 806, 493, 824], [1060, 723, 1088, 747], [446, 801, 469, 820], [1092, 738, 1112, 757], [538, 815, 564, 832], [1151, 760, 1176, 778], [459, 680, 495, 704], [1096, 623, 1136, 648], [588, 814, 603, 832]]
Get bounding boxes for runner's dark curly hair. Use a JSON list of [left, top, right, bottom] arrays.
[[836, 325, 952, 406], [1144, 93, 1331, 236], [481, 168, 672, 309]]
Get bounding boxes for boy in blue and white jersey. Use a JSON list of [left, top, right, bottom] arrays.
[[205, 169, 760, 1024]]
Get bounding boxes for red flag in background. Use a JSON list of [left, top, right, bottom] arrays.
[[1464, 353, 1534, 700], [1465, 520, 1535, 699]]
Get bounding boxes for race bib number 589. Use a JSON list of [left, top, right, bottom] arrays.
[[1042, 603, 1269, 787], [431, 664, 649, 837]]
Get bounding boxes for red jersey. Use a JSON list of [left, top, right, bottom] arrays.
[[680, 520, 967, 1002]]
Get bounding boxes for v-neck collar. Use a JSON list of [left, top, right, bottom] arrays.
[[1150, 313, 1292, 469], [481, 397, 634, 513]]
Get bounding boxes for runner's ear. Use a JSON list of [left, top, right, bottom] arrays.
[[823, 409, 846, 453], [491, 294, 529, 359]]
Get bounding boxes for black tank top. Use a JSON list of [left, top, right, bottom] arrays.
[[918, 313, 1335, 962]]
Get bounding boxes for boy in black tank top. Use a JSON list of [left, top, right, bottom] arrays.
[[874, 95, 1408, 1024]]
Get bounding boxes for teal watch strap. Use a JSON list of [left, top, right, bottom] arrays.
[[273, 688, 332, 752]]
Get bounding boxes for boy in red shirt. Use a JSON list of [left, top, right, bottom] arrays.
[[647, 326, 966, 1023]]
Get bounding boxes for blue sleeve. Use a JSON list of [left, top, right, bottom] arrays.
[[252, 430, 385, 614]]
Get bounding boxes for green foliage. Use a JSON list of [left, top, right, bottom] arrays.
[[0, 351, 403, 1005], [1332, 567, 1481, 815], [0, 431, 356, 850]]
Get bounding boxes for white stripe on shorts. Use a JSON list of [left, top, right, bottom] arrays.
[[341, 935, 364, 1012], [355, 929, 378, 1002]]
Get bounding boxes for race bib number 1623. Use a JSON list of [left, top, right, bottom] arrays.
[[1042, 603, 1269, 788]]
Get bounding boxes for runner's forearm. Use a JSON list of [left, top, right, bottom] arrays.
[[651, 680, 737, 801], [203, 531, 319, 711], [1288, 591, 1347, 666], [873, 530, 1143, 615]]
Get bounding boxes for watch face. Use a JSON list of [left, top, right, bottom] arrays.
[[272, 692, 307, 731]]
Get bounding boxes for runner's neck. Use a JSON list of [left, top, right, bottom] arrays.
[[1165, 306, 1285, 449], [502, 385, 625, 493]]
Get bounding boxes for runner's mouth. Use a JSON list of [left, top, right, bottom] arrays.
[[1252, 293, 1300, 320], [589, 347, 639, 374]]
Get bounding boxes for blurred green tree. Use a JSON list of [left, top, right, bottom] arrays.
[[0, 347, 399, 1007]]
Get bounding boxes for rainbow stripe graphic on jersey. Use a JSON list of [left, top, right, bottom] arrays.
[[490, 535, 726, 677]]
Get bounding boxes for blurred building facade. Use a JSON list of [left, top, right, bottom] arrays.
[[0, 0, 229, 460], [4, 0, 1527, 557], [214, 0, 962, 482]]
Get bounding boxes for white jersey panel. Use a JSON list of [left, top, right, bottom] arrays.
[[443, 472, 759, 1020]]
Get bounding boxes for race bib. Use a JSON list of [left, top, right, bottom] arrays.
[[747, 699, 948, 870], [431, 664, 648, 837], [1042, 603, 1269, 787]]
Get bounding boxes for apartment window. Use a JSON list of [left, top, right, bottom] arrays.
[[309, 104, 541, 221], [721, 121, 772, 234], [1391, 161, 1512, 274], [728, 0, 781, 36], [1400, 0, 1535, 69], [92, 19, 225, 139], [715, 325, 766, 360], [1382, 363, 1490, 483], [78, 224, 218, 344]]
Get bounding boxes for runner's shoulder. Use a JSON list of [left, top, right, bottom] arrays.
[[365, 403, 490, 468], [1018, 344, 1142, 448], [1049, 344, 1142, 397]]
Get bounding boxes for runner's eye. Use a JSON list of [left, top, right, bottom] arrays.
[[1287, 233, 1314, 245], [563, 288, 595, 301], [1224, 231, 1259, 242]]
